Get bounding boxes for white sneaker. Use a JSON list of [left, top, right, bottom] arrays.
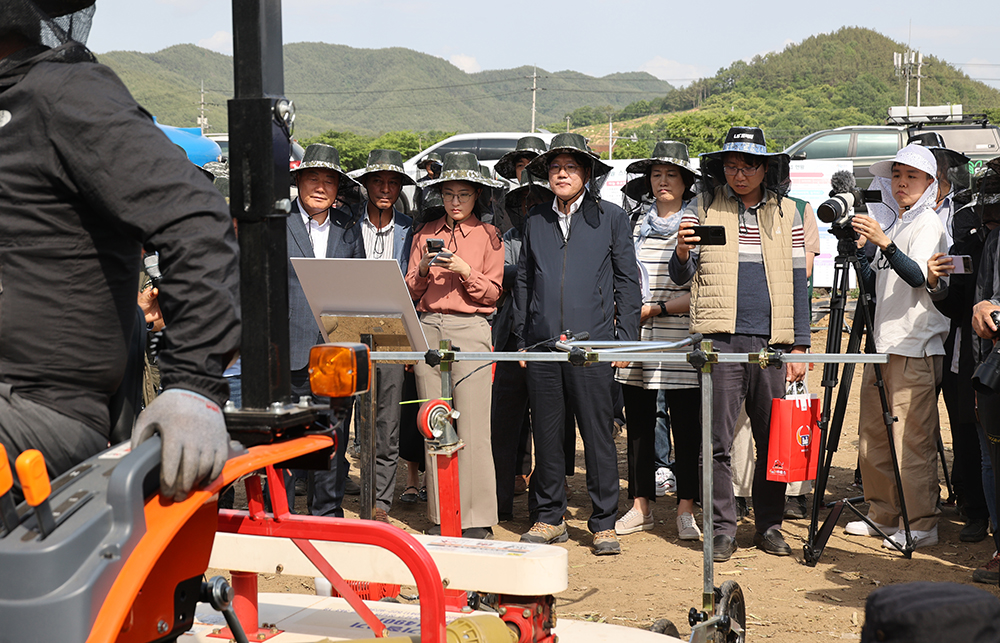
[[676, 512, 702, 540], [654, 467, 676, 497], [845, 519, 898, 537], [883, 526, 939, 550], [615, 507, 654, 535]]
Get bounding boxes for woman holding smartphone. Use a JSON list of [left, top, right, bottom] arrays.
[[405, 151, 505, 538]]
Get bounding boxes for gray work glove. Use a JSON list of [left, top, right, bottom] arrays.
[[131, 388, 229, 502]]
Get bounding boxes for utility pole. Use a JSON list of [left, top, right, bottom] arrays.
[[530, 67, 537, 133], [606, 106, 615, 160], [566, 115, 570, 132], [197, 79, 209, 133]]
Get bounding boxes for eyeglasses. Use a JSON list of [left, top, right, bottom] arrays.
[[549, 163, 583, 175], [722, 165, 762, 177], [442, 191, 476, 203]]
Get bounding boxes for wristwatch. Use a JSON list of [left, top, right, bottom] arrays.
[[656, 301, 668, 317], [882, 242, 898, 259]]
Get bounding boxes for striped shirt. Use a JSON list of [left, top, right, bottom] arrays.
[[616, 204, 699, 390], [360, 209, 395, 260], [673, 187, 809, 346]]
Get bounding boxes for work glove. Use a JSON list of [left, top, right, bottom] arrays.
[[131, 388, 229, 502]]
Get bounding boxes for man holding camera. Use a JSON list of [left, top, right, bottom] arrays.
[[847, 144, 950, 549]]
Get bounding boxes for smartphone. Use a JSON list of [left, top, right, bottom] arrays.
[[428, 250, 452, 266], [689, 225, 727, 246], [426, 238, 444, 253], [946, 254, 973, 274]]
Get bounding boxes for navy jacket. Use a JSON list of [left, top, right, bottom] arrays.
[[287, 199, 364, 370], [514, 196, 641, 348]]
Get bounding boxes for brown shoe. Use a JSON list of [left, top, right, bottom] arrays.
[[513, 475, 528, 496], [973, 551, 1000, 584], [593, 529, 621, 555], [520, 521, 569, 544], [373, 508, 390, 523]]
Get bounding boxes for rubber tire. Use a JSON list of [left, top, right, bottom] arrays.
[[715, 580, 746, 643], [650, 618, 681, 638], [416, 398, 452, 440]]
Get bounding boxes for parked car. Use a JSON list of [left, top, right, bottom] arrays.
[[402, 132, 557, 182], [783, 105, 1000, 190], [156, 121, 222, 166]]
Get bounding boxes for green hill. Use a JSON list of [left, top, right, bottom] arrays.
[[567, 27, 1000, 158], [96, 43, 674, 138]]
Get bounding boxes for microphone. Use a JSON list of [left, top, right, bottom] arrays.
[[143, 253, 162, 287], [829, 170, 856, 197]]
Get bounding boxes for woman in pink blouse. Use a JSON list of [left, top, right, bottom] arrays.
[[405, 152, 505, 538]]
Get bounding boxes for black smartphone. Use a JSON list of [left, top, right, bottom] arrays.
[[426, 238, 444, 253], [689, 225, 727, 245]]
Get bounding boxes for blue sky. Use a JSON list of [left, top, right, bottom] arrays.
[[86, 0, 1000, 92]]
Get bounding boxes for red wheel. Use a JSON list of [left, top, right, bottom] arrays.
[[417, 398, 452, 440]]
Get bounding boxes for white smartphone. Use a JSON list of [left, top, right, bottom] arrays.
[[945, 254, 973, 274]]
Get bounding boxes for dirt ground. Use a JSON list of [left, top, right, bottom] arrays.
[[218, 326, 1000, 642]]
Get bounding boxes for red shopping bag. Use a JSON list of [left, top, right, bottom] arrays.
[[766, 383, 822, 483]]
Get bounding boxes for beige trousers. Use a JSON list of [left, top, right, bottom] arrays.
[[858, 355, 943, 532], [415, 312, 498, 529]]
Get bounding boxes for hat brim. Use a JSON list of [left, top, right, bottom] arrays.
[[292, 161, 361, 189], [420, 169, 506, 190], [525, 147, 612, 181], [625, 157, 699, 178], [495, 149, 544, 181], [354, 164, 417, 187]]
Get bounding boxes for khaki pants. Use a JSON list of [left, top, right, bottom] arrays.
[[732, 409, 812, 498], [415, 313, 498, 530], [858, 355, 943, 532]]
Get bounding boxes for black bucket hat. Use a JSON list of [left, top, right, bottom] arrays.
[[420, 152, 505, 190], [624, 141, 699, 201], [700, 126, 790, 195], [525, 132, 612, 181], [506, 172, 554, 213], [495, 135, 548, 180], [291, 143, 360, 188], [354, 148, 417, 187], [36, 0, 94, 17], [907, 131, 971, 173]]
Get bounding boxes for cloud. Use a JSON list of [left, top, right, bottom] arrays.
[[449, 54, 481, 74], [198, 31, 233, 55], [638, 57, 710, 88]]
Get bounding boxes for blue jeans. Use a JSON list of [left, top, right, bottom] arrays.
[[654, 389, 673, 469]]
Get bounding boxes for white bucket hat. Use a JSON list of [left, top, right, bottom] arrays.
[[869, 144, 937, 180]]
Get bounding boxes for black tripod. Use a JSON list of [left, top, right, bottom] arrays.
[[803, 227, 914, 566]]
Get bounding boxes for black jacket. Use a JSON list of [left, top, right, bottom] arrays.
[[0, 56, 240, 434], [514, 196, 641, 348]]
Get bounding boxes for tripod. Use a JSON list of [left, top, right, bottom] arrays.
[[803, 228, 914, 566]]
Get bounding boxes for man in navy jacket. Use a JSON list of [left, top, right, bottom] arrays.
[[514, 133, 641, 555]]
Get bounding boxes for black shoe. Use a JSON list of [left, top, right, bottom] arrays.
[[753, 527, 792, 556], [713, 534, 737, 562], [960, 517, 990, 543], [462, 527, 494, 539], [735, 496, 751, 521], [783, 495, 807, 519], [344, 477, 360, 496]]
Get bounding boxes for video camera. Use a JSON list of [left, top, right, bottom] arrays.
[[816, 170, 882, 240]]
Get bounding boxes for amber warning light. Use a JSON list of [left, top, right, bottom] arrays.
[[308, 343, 371, 398]]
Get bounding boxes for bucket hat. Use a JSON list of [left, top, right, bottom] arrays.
[[35, 0, 94, 17], [869, 143, 937, 179], [417, 152, 443, 171], [420, 152, 506, 190], [291, 143, 360, 188], [525, 132, 612, 181], [495, 135, 548, 180], [906, 131, 970, 173], [506, 172, 554, 213], [354, 148, 416, 187], [624, 141, 699, 201], [700, 126, 790, 195]]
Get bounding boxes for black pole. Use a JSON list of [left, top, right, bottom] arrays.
[[229, 0, 293, 410]]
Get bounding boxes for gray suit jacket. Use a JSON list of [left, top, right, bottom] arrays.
[[287, 198, 364, 371]]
